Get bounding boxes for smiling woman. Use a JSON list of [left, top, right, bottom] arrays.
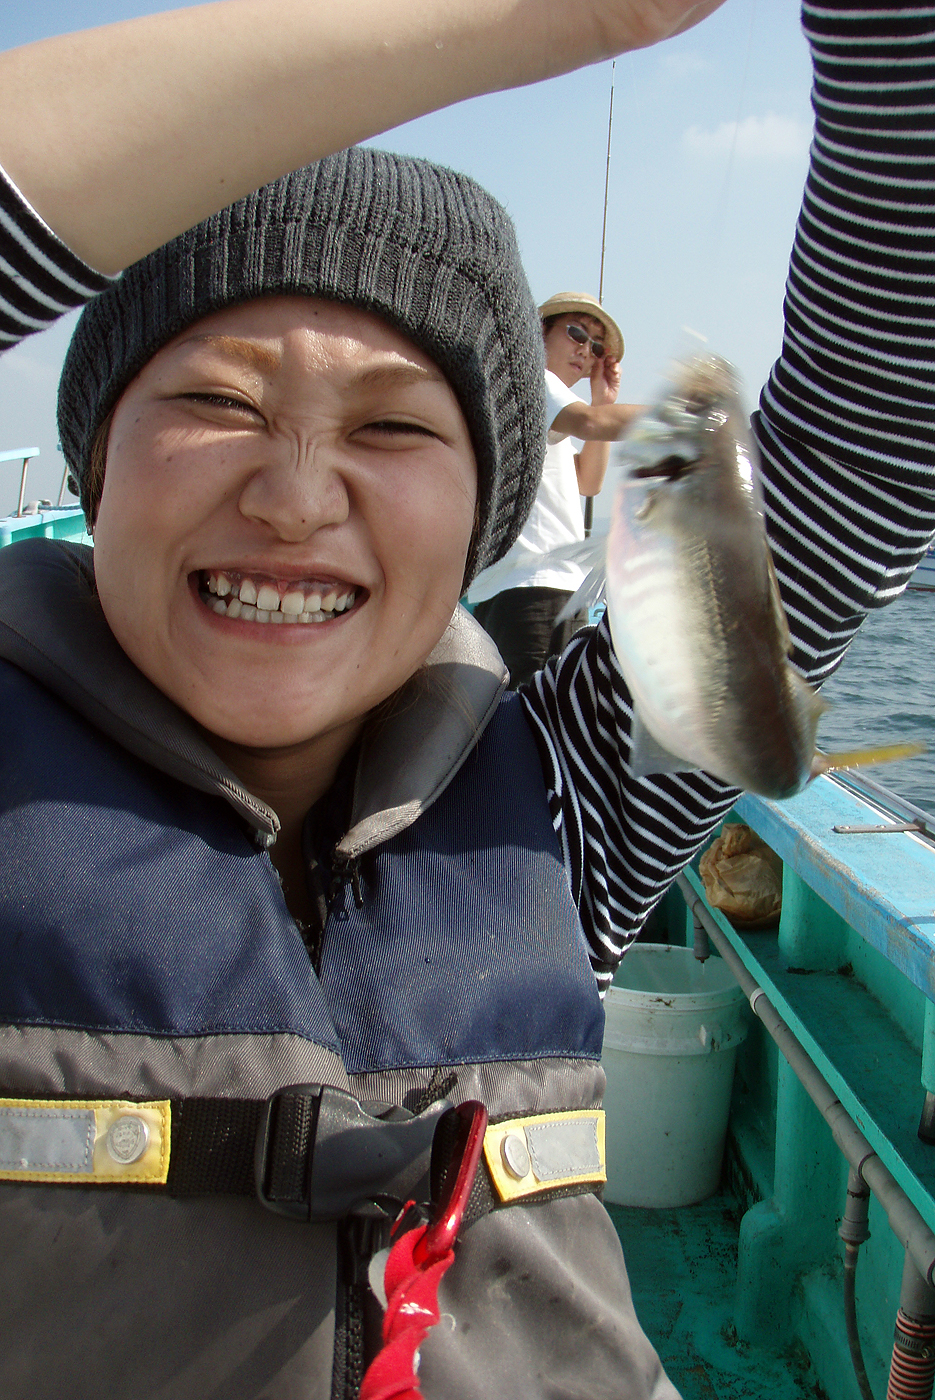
[[93, 300, 477, 778], [2, 4, 935, 1400], [0, 141, 668, 1400], [88, 290, 481, 937]]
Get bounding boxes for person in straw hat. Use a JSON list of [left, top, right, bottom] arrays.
[[469, 291, 640, 687]]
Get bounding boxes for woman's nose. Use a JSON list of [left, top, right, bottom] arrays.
[[237, 440, 350, 541]]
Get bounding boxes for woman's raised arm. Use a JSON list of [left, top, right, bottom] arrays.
[[0, 0, 724, 275]]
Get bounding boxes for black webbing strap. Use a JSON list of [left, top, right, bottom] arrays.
[[167, 1097, 264, 1196], [462, 1162, 603, 1225], [171, 1085, 439, 1220], [166, 1090, 322, 1202], [169, 1094, 601, 1222], [262, 1089, 320, 1205]]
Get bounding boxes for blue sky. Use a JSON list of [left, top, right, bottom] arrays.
[[0, 0, 813, 515]]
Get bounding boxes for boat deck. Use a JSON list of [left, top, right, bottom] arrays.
[[611, 1190, 818, 1400], [599, 762, 935, 1400]]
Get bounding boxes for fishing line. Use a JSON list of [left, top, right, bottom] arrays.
[[594, 6, 757, 387], [598, 60, 615, 307], [703, 0, 757, 299], [586, 59, 617, 540]]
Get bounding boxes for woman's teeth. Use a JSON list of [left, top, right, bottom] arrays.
[[202, 570, 356, 625]]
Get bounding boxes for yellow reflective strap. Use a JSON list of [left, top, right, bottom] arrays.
[[0, 1098, 171, 1185], [483, 1108, 605, 1203]]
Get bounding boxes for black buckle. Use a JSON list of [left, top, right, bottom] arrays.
[[255, 1083, 445, 1222]]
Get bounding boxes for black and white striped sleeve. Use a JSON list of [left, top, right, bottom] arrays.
[[0, 165, 113, 351], [757, 0, 935, 683], [520, 0, 935, 993], [522, 620, 740, 993]]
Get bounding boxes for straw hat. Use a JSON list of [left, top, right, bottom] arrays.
[[538, 291, 624, 361]]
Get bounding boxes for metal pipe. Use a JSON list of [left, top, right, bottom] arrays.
[[691, 910, 710, 962], [676, 875, 935, 1285], [57, 465, 72, 508], [901, 1254, 935, 1321], [16, 455, 29, 517], [919, 1004, 935, 1144], [919, 1092, 935, 1146], [0, 447, 39, 518], [840, 1166, 876, 1400]]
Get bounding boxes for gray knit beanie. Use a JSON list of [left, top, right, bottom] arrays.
[[57, 146, 547, 584]]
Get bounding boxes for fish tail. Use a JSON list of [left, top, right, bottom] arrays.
[[811, 741, 926, 778]]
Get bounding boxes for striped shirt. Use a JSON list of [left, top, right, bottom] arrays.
[[2, 1, 934, 994], [524, 0, 935, 990], [0, 167, 112, 350]]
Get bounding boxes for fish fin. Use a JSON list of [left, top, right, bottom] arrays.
[[556, 564, 606, 624], [539, 533, 607, 570], [629, 707, 697, 779], [765, 547, 794, 657], [811, 741, 926, 779], [789, 665, 828, 726]]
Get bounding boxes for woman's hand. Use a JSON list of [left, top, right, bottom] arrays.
[[590, 0, 728, 53]]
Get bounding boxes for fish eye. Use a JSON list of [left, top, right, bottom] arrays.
[[632, 455, 697, 482]]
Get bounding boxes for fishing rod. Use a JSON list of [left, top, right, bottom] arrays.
[[585, 60, 615, 541], [598, 59, 615, 308]]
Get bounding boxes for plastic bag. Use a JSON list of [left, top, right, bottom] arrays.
[[698, 823, 782, 929]]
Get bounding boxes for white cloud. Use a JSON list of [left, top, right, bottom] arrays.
[[659, 51, 710, 79], [683, 113, 812, 162]]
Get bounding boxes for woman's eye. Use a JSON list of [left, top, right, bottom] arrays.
[[358, 420, 437, 439], [180, 392, 259, 415]]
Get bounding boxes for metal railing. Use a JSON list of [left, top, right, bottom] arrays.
[[0, 447, 40, 517]]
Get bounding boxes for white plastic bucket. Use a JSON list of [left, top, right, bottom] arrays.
[[601, 943, 748, 1208]]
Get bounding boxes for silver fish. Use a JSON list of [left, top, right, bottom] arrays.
[[605, 354, 917, 798]]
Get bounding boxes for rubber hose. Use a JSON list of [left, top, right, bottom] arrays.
[[887, 1310, 935, 1400], [844, 1244, 878, 1400]]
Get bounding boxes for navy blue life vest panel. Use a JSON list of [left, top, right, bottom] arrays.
[[0, 665, 602, 1073], [319, 694, 604, 1073], [0, 661, 340, 1050]]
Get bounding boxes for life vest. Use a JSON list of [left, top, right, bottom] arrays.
[[0, 539, 678, 1400]]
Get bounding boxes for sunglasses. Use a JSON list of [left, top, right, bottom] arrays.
[[565, 321, 605, 359]]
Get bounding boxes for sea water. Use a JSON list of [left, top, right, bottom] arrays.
[[817, 587, 935, 817]]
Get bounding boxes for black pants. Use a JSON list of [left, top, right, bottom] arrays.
[[473, 586, 587, 690]]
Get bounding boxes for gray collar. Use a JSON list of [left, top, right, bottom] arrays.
[[0, 540, 507, 851], [338, 601, 507, 858]]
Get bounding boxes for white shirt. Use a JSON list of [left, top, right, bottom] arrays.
[[467, 370, 587, 603]]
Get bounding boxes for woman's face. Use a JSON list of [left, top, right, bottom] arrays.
[[92, 297, 478, 759]]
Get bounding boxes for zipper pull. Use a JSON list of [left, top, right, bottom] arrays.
[[329, 854, 364, 910]]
